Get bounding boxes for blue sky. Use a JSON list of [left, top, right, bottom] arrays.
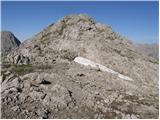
[[1, 1, 159, 43]]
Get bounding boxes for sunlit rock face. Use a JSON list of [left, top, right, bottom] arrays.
[[1, 14, 159, 119]]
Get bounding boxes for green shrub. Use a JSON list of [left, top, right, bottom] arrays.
[[149, 60, 159, 64]]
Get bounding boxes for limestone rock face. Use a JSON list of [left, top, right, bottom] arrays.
[[1, 31, 21, 53], [5, 14, 125, 65], [5, 14, 158, 86], [1, 14, 159, 119], [6, 54, 30, 65]]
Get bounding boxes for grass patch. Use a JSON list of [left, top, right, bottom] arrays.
[[1, 64, 12, 69], [10, 64, 34, 76], [2, 64, 54, 76], [33, 64, 53, 70], [149, 59, 159, 64]]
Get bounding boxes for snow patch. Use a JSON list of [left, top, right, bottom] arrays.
[[74, 57, 133, 81]]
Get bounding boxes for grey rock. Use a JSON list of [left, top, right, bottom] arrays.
[[29, 91, 46, 100], [36, 109, 49, 119], [6, 54, 30, 65], [11, 106, 21, 112], [1, 14, 159, 119], [1, 31, 21, 53]]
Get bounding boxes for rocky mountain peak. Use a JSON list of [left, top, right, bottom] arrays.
[[32, 14, 115, 43], [58, 14, 96, 25], [2, 14, 159, 119], [5, 14, 147, 66], [1, 31, 21, 53]]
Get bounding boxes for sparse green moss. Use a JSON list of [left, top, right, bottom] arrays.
[[2, 64, 12, 69], [34, 64, 52, 70], [10, 64, 34, 75], [149, 60, 159, 64], [2, 63, 56, 76], [57, 22, 67, 36]]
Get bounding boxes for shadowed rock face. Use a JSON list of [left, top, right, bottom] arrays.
[[1, 31, 21, 53], [1, 14, 159, 119]]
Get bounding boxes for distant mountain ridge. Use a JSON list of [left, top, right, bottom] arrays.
[[133, 43, 159, 60], [1, 31, 21, 53]]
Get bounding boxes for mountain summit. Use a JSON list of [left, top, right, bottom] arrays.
[[2, 14, 159, 119], [6, 14, 132, 65]]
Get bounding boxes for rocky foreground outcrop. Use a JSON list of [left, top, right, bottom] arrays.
[[1, 31, 21, 54], [1, 14, 159, 119]]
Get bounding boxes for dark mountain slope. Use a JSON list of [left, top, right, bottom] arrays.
[[1, 31, 21, 53]]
